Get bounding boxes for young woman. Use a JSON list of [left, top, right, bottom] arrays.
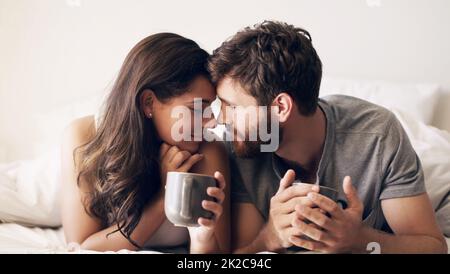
[[60, 33, 230, 253]]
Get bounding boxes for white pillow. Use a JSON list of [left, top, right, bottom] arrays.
[[320, 78, 441, 125], [31, 91, 107, 159], [0, 147, 61, 227], [391, 108, 450, 237]]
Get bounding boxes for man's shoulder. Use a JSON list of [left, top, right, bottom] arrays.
[[320, 94, 396, 136]]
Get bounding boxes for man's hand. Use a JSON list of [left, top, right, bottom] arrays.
[[263, 169, 320, 251], [289, 176, 364, 253]]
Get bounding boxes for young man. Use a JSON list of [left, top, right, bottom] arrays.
[[207, 21, 447, 253]]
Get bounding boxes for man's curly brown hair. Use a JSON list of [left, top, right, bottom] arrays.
[[208, 20, 322, 116]]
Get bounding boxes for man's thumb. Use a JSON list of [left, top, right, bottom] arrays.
[[277, 169, 296, 194], [343, 176, 362, 210]]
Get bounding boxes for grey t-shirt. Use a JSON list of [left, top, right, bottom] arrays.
[[229, 95, 426, 232]]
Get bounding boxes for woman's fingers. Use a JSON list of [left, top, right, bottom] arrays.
[[202, 200, 223, 219], [159, 143, 171, 160], [166, 146, 181, 162], [171, 150, 192, 167], [198, 217, 214, 228], [213, 171, 226, 190], [178, 153, 204, 171], [207, 187, 225, 204]]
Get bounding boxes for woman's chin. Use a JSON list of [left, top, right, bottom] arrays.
[[176, 141, 201, 154]]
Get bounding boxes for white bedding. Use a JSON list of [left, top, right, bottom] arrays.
[[0, 108, 449, 253], [0, 223, 164, 254], [0, 223, 448, 254]]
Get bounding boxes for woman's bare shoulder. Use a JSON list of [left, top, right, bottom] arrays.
[[63, 115, 96, 144], [60, 115, 97, 192]]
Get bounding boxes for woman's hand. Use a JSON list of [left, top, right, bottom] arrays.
[[187, 171, 226, 248], [158, 143, 204, 197]]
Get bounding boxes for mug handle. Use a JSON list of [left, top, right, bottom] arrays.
[[180, 176, 193, 219], [337, 199, 348, 210]]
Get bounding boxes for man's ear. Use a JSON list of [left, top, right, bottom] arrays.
[[140, 89, 154, 118], [272, 92, 294, 123]]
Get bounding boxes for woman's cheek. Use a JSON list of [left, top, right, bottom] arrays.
[[155, 118, 199, 152], [159, 120, 179, 145]]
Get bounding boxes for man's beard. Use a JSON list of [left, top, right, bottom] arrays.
[[232, 140, 262, 158], [230, 115, 282, 158]]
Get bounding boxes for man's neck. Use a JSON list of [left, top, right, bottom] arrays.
[[275, 106, 327, 177]]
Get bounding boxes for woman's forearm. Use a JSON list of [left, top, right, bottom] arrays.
[[189, 233, 222, 254], [79, 195, 166, 252]]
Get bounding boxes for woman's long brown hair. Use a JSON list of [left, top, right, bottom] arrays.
[[74, 33, 209, 247]]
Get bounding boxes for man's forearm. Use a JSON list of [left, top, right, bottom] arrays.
[[233, 236, 267, 254], [353, 225, 447, 254], [233, 225, 283, 254]]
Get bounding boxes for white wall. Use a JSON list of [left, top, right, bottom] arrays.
[[1, 0, 450, 162]]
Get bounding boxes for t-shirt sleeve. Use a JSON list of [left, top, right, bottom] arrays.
[[379, 114, 426, 200]]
